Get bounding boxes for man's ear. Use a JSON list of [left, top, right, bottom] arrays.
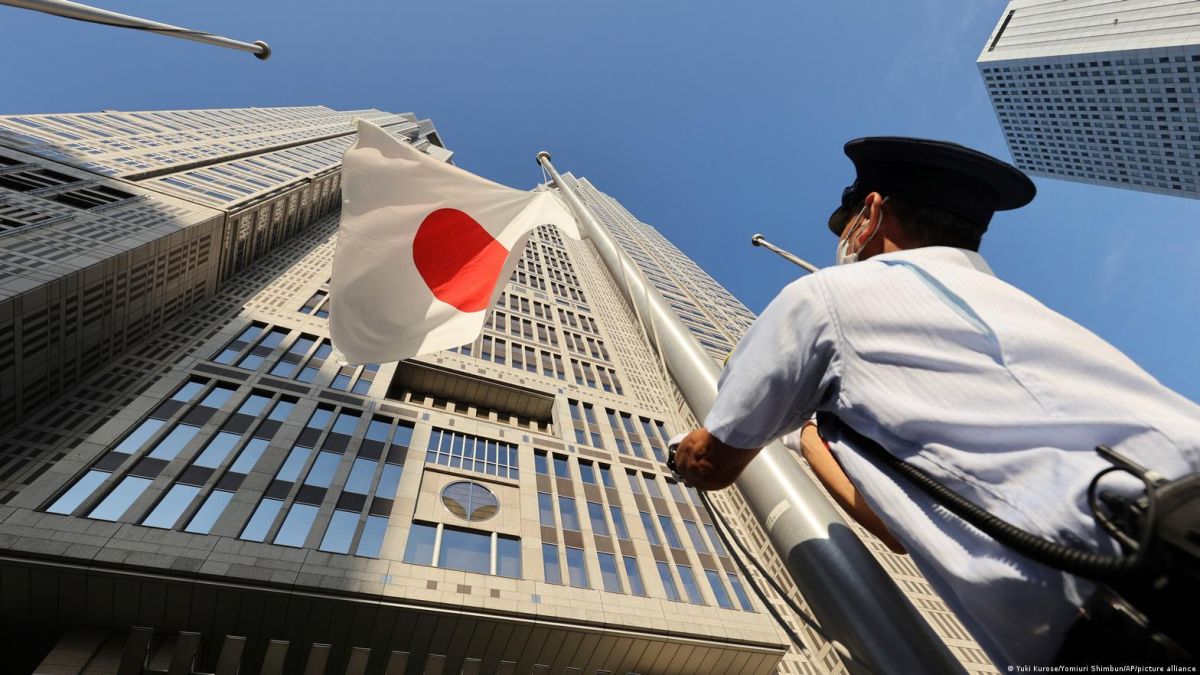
[[857, 192, 886, 245]]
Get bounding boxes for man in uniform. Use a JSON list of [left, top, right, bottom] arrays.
[[671, 137, 1200, 667]]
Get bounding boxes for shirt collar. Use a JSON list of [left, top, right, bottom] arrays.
[[869, 246, 995, 277]]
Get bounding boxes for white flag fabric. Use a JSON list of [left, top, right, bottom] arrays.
[[330, 120, 580, 364]]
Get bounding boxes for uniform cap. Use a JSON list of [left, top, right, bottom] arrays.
[[827, 137, 1035, 236]]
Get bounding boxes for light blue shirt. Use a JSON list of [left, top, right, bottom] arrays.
[[705, 246, 1200, 667]]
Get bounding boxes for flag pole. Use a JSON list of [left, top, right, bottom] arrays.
[[751, 233, 821, 274], [536, 152, 964, 675], [0, 0, 271, 59]]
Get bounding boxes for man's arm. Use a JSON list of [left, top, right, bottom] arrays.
[[793, 423, 906, 554]]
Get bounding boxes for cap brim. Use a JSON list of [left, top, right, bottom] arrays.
[[828, 205, 850, 236]]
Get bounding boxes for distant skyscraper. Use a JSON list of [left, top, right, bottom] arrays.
[[977, 0, 1200, 197], [0, 106, 995, 674]]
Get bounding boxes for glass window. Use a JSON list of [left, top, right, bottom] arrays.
[[344, 458, 377, 494], [228, 438, 268, 474], [273, 503, 319, 547], [609, 506, 630, 539], [240, 498, 283, 541], [684, 520, 709, 554], [268, 336, 312, 377], [46, 469, 109, 514], [542, 543, 562, 584], [704, 523, 727, 557], [438, 527, 491, 575], [198, 385, 236, 409], [236, 393, 272, 417], [365, 417, 390, 442], [497, 535, 521, 578], [276, 446, 311, 482], [626, 470, 641, 494], [184, 489, 233, 534], [268, 399, 295, 422], [147, 424, 200, 461], [642, 475, 662, 499], [639, 511, 660, 546], [599, 464, 614, 488], [192, 432, 240, 468], [534, 451, 548, 475], [538, 492, 555, 527], [656, 562, 681, 602], [677, 565, 704, 604], [565, 546, 588, 588], [331, 373, 352, 391], [375, 463, 402, 498], [659, 515, 683, 549], [142, 484, 201, 529], [113, 418, 166, 453], [552, 454, 570, 479], [558, 496, 580, 531], [306, 406, 333, 430], [705, 569, 734, 609], [391, 422, 414, 447], [441, 482, 498, 522], [171, 379, 206, 402], [597, 552, 622, 593], [587, 501, 609, 536], [303, 451, 341, 487], [624, 556, 646, 596], [727, 573, 755, 611], [319, 510, 360, 554], [88, 476, 153, 521], [579, 461, 596, 484], [356, 515, 388, 558], [667, 480, 687, 503], [331, 411, 360, 436]]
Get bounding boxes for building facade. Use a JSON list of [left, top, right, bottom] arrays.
[[977, 0, 1200, 197], [0, 106, 994, 674]]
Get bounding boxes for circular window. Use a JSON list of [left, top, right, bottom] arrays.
[[441, 481, 499, 522]]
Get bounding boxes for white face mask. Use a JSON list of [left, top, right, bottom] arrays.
[[835, 197, 887, 265]]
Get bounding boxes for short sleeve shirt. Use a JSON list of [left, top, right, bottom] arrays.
[[704, 247, 1200, 667]]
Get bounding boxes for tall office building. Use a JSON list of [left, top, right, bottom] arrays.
[[0, 106, 994, 674], [977, 0, 1200, 197]]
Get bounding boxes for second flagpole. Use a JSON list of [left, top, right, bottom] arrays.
[[536, 151, 964, 675]]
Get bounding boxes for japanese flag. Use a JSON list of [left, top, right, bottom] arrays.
[[330, 120, 580, 364]]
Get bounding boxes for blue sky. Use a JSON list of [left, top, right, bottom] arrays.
[[3, 0, 1198, 402]]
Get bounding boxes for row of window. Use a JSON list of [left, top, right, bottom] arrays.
[[213, 323, 377, 395], [485, 310, 559, 347], [538, 540, 749, 610], [237, 404, 410, 555], [46, 377, 416, 560], [530, 446, 740, 607], [403, 521, 521, 577], [425, 427, 519, 480], [495, 291, 554, 322]]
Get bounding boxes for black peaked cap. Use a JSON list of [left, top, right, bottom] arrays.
[[827, 137, 1036, 236]]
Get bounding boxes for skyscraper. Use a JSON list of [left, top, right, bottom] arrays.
[[977, 0, 1200, 197], [0, 106, 994, 674]]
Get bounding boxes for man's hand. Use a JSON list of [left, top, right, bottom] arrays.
[[671, 428, 760, 491]]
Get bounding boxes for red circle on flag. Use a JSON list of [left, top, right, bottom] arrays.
[[413, 208, 509, 313]]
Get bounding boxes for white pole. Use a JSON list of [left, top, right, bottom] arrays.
[[537, 151, 964, 674], [751, 234, 820, 274], [0, 0, 270, 59]]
